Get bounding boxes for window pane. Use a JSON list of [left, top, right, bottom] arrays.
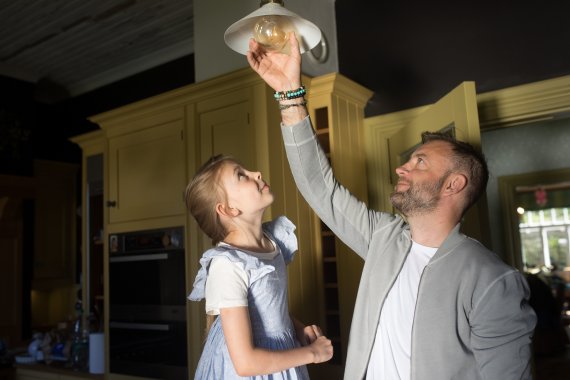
[[519, 211, 529, 225], [542, 210, 552, 224], [546, 227, 569, 267], [521, 228, 543, 270], [554, 208, 565, 223]]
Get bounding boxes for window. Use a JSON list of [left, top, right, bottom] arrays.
[[520, 207, 570, 271]]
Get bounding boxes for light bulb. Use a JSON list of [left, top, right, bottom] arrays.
[[253, 16, 289, 51]]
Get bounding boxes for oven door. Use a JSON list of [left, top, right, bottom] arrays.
[[109, 250, 186, 308], [108, 236, 188, 379]]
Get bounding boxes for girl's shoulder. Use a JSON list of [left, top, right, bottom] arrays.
[[188, 245, 276, 302], [262, 216, 298, 263], [189, 216, 299, 302]]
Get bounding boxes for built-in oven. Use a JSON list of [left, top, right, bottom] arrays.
[[109, 226, 188, 379]]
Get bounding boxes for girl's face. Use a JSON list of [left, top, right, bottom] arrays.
[[218, 161, 274, 216]]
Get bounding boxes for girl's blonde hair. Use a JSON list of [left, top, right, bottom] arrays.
[[186, 155, 239, 340], [185, 154, 238, 245]]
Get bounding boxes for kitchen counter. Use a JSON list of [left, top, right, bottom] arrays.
[[15, 363, 104, 379]]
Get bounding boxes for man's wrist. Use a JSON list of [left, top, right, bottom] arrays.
[[279, 97, 308, 125]]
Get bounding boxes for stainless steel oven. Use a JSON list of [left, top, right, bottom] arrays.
[[109, 227, 187, 379]]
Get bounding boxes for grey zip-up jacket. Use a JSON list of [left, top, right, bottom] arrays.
[[281, 117, 536, 380]]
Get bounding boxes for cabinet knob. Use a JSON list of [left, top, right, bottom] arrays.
[[106, 200, 117, 208]]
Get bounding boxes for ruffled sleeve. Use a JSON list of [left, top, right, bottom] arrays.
[[188, 246, 276, 301], [263, 215, 298, 264], [188, 216, 298, 302]]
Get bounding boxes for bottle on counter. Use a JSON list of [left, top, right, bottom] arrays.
[[69, 301, 89, 371]]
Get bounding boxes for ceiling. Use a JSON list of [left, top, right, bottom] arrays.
[[0, 0, 194, 99], [1, 1, 569, 117]]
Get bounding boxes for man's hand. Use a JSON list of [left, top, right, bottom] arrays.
[[246, 32, 303, 93]]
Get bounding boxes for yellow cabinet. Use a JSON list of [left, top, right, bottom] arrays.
[[105, 110, 186, 224], [198, 95, 253, 168]]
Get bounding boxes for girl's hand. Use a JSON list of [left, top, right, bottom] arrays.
[[292, 317, 324, 346], [308, 335, 334, 363], [302, 324, 323, 345], [224, 308, 332, 374], [246, 32, 302, 93]]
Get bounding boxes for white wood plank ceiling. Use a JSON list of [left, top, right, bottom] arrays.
[[0, 0, 194, 98]]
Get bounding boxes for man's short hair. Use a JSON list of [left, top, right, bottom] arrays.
[[421, 131, 489, 212]]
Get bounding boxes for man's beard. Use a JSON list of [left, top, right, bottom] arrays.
[[390, 174, 448, 217]]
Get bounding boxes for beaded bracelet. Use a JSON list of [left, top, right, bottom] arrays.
[[274, 85, 306, 101], [278, 100, 307, 111]]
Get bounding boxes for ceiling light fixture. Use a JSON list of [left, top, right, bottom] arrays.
[[224, 0, 322, 56]]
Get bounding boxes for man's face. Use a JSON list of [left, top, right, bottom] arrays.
[[390, 141, 452, 217]]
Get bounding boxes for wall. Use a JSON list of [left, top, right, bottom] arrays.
[[0, 76, 36, 176], [31, 287, 78, 329], [481, 118, 570, 258], [193, 0, 338, 82], [335, 1, 570, 117]]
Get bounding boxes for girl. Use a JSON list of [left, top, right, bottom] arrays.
[[186, 155, 333, 379]]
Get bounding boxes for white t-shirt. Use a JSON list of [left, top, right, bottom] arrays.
[[205, 242, 278, 315], [366, 241, 438, 380]]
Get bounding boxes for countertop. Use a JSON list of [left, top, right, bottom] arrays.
[[15, 363, 104, 378]]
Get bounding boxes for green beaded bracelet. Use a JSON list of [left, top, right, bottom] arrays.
[[274, 85, 306, 101]]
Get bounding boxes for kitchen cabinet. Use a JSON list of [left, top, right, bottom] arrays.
[[105, 112, 186, 224], [32, 160, 78, 288], [198, 96, 253, 168]]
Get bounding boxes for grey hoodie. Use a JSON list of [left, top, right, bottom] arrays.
[[281, 117, 536, 380]]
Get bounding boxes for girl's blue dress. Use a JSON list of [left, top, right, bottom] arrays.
[[189, 216, 310, 380]]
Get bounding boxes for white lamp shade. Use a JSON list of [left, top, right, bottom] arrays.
[[224, 3, 322, 55]]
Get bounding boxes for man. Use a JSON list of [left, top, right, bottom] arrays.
[[247, 33, 536, 380]]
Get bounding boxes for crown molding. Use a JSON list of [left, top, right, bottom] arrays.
[[477, 75, 570, 129]]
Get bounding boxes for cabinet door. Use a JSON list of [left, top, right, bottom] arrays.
[[33, 160, 78, 285], [108, 120, 186, 224], [199, 102, 253, 169]]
